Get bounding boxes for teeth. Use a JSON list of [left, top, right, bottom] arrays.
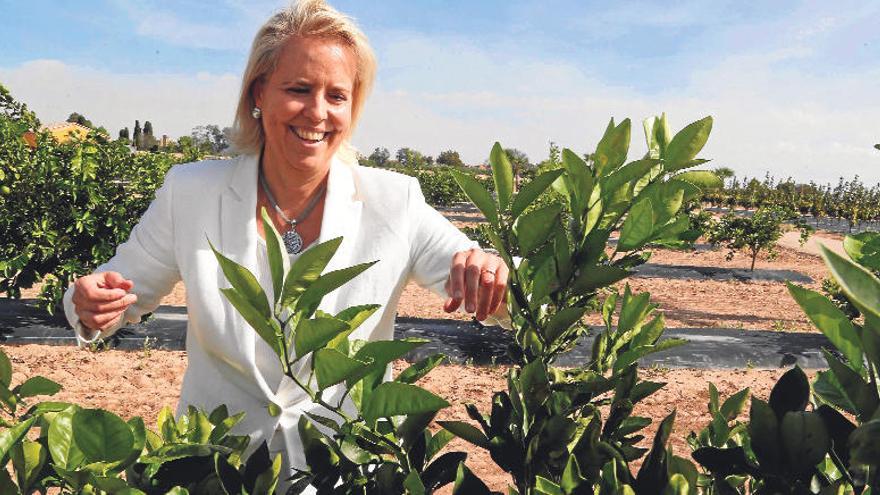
[[292, 127, 327, 141]]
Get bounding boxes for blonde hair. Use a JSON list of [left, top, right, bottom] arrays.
[[231, 0, 376, 161]]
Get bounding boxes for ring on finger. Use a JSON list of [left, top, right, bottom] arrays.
[[482, 268, 496, 276]]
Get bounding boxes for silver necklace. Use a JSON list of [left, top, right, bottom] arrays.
[[258, 166, 326, 254]]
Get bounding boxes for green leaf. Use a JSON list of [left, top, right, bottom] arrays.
[[780, 411, 830, 473], [11, 439, 46, 492], [490, 142, 515, 210], [334, 304, 381, 331], [296, 261, 378, 317], [404, 471, 427, 495], [267, 401, 281, 418], [813, 369, 858, 415], [119, 416, 146, 469], [0, 416, 36, 464], [822, 245, 880, 321], [768, 366, 810, 419], [293, 316, 351, 359], [618, 289, 652, 334], [515, 203, 561, 254], [438, 420, 490, 449], [452, 461, 492, 495], [313, 348, 372, 391], [251, 451, 282, 495], [823, 349, 878, 421], [71, 408, 135, 463], [535, 476, 563, 495], [543, 307, 588, 344], [562, 149, 594, 217], [663, 474, 689, 495], [749, 398, 781, 470], [601, 159, 660, 197], [326, 304, 382, 352], [48, 407, 85, 469], [672, 170, 722, 191], [594, 118, 632, 177], [427, 429, 455, 461], [157, 405, 177, 443], [664, 116, 713, 172], [209, 238, 271, 318], [720, 388, 751, 422], [352, 339, 428, 377], [396, 354, 446, 384], [849, 420, 880, 466], [571, 265, 630, 295], [16, 376, 62, 398], [220, 287, 281, 358], [561, 456, 586, 493], [787, 283, 863, 372], [260, 207, 285, 304], [362, 382, 449, 426], [613, 339, 687, 373], [618, 198, 654, 251], [280, 237, 343, 306], [844, 232, 880, 271], [451, 171, 499, 226], [511, 168, 564, 219], [0, 350, 11, 387]]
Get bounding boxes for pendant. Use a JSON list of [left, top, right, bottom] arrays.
[[282, 228, 304, 254]]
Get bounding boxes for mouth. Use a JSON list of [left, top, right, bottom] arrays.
[[290, 126, 330, 143]]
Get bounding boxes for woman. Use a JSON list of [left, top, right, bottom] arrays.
[[63, 0, 508, 489]]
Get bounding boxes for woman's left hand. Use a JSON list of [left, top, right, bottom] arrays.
[[443, 248, 509, 321]]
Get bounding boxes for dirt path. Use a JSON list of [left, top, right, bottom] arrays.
[[777, 229, 846, 257]]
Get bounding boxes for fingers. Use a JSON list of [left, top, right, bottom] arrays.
[[486, 262, 510, 318], [78, 309, 126, 332], [102, 271, 134, 291], [464, 250, 486, 314], [475, 256, 502, 321], [443, 249, 510, 321], [72, 272, 137, 331], [443, 250, 469, 313]]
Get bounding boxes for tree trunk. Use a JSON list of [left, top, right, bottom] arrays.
[[750, 250, 758, 271]]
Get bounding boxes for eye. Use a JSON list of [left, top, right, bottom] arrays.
[[286, 86, 309, 94], [330, 92, 348, 103]]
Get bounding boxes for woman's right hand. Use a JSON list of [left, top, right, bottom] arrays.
[[72, 272, 138, 332]]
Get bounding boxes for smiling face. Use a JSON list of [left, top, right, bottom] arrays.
[[253, 35, 357, 173]]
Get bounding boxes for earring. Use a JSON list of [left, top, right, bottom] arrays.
[[251, 107, 262, 119]]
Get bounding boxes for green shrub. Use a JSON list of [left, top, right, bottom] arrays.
[[691, 232, 880, 493], [0, 348, 279, 494], [211, 209, 458, 494], [707, 206, 812, 271], [444, 114, 722, 493], [0, 84, 189, 313]]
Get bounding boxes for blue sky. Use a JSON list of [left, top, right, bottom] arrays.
[[1, 0, 878, 183]]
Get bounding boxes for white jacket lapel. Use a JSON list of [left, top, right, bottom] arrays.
[[218, 154, 261, 384], [316, 156, 363, 314]]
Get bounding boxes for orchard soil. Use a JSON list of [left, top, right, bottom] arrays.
[[8, 213, 840, 492]]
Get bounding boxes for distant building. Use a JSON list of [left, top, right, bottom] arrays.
[[41, 121, 92, 143]]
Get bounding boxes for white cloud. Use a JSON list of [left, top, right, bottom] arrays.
[[0, 59, 240, 138], [351, 31, 880, 184], [3, 28, 878, 186]]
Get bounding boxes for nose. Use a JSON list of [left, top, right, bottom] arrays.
[[302, 92, 327, 124]]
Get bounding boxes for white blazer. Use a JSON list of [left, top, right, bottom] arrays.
[[62, 153, 481, 478]]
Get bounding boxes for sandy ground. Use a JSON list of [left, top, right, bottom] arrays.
[[0, 344, 799, 493]]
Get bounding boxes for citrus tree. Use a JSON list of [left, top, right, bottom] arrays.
[[442, 114, 722, 493], [0, 84, 186, 313]]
